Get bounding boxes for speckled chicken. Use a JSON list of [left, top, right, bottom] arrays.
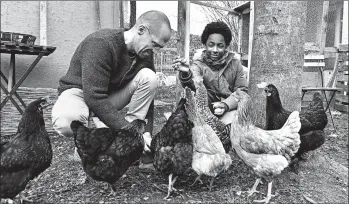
[[194, 79, 232, 153], [0, 97, 53, 202], [150, 98, 194, 199], [262, 83, 327, 167], [71, 119, 146, 194], [185, 82, 232, 191], [230, 89, 301, 203]]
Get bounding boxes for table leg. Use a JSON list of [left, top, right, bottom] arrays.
[[326, 91, 337, 132], [321, 90, 336, 132], [1, 81, 24, 114], [1, 70, 27, 109], [301, 91, 306, 100], [7, 53, 15, 91], [1, 52, 45, 110], [322, 90, 330, 111]]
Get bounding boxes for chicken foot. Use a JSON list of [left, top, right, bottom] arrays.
[[0, 199, 13, 204], [254, 181, 277, 203], [247, 178, 261, 197], [1, 195, 33, 204], [107, 184, 118, 197], [164, 174, 178, 200], [190, 175, 203, 187]]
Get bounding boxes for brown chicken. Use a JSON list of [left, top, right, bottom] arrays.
[[0, 97, 53, 203], [185, 82, 232, 191], [150, 98, 194, 199], [230, 89, 301, 203], [71, 119, 146, 195]]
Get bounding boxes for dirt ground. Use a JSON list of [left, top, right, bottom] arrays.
[[1, 86, 348, 204]]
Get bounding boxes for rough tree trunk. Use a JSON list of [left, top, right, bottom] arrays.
[[248, 1, 307, 128]]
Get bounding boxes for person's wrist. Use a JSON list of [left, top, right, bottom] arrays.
[[222, 102, 229, 113]]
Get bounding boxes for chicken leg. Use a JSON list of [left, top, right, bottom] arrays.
[[19, 195, 33, 203], [208, 177, 216, 191], [254, 181, 277, 203], [247, 178, 261, 197], [164, 174, 178, 200], [190, 175, 203, 187]]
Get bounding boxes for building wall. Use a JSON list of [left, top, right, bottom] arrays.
[[305, 1, 323, 45], [1, 1, 122, 88]]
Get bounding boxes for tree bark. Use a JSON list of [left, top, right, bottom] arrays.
[[248, 1, 307, 128]]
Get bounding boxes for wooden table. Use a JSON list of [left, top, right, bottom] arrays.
[[1, 42, 56, 114]]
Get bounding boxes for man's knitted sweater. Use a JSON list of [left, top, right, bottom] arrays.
[[58, 28, 155, 132]]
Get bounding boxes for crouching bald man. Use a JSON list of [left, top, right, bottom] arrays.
[[51, 10, 172, 165]]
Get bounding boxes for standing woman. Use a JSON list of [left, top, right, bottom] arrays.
[[172, 21, 248, 124]]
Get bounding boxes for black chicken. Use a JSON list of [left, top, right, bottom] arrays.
[[71, 119, 146, 195], [0, 97, 53, 202], [263, 84, 327, 168], [150, 98, 194, 200]]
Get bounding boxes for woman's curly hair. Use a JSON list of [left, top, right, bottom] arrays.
[[201, 21, 232, 46]]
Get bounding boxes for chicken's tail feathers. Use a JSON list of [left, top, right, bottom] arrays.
[[71, 120, 89, 151], [282, 111, 301, 134], [310, 92, 325, 108]]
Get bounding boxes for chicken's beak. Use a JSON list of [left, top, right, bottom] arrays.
[[41, 101, 54, 110], [257, 82, 270, 96], [262, 87, 272, 97], [40, 96, 54, 110]]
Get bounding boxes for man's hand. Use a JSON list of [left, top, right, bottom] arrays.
[[172, 56, 190, 72], [212, 102, 229, 116], [142, 132, 152, 152]]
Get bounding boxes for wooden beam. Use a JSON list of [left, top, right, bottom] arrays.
[[184, 1, 190, 63], [190, 1, 239, 15], [246, 1, 254, 84], [319, 1, 329, 54], [304, 55, 324, 60], [119, 1, 124, 28], [39, 1, 47, 46], [334, 2, 342, 47], [113, 1, 120, 28], [130, 1, 137, 27], [176, 1, 187, 103], [237, 15, 242, 53], [95, 1, 101, 30]]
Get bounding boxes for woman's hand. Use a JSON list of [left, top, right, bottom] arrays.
[[212, 102, 229, 116], [142, 132, 152, 152], [172, 56, 190, 73]]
